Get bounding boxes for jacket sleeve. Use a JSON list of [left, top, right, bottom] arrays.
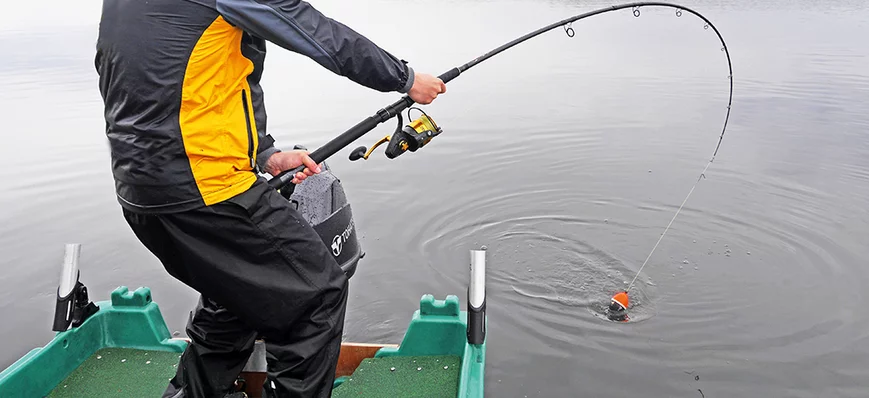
[[216, 0, 415, 93], [256, 133, 280, 174]]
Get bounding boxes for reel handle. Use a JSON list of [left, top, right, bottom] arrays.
[[349, 146, 368, 161]]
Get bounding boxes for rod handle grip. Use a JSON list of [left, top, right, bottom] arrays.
[[438, 68, 461, 84], [273, 165, 306, 199]]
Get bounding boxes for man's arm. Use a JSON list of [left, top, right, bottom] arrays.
[[219, 0, 447, 178], [216, 0, 414, 93]]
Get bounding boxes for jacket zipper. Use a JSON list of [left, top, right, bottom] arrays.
[[241, 89, 255, 169]]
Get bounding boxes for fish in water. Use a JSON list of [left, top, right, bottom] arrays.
[[607, 291, 630, 322]]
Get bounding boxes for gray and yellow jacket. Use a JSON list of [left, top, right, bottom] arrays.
[[95, 0, 415, 213]]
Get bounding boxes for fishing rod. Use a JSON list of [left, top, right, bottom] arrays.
[[267, 2, 734, 321], [267, 2, 733, 196]]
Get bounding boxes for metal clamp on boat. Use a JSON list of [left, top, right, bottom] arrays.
[[52, 244, 98, 332]]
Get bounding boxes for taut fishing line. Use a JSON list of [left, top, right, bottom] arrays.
[[614, 6, 733, 294], [266, 3, 734, 317]]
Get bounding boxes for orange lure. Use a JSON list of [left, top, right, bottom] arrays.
[[607, 291, 630, 322]]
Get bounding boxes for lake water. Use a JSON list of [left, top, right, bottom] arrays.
[[1, 0, 868, 396]]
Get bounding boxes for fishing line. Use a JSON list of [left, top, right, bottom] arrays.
[[625, 158, 717, 293], [614, 6, 733, 293]]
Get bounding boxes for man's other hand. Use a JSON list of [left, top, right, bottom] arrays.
[[409, 73, 446, 104], [264, 150, 322, 184]]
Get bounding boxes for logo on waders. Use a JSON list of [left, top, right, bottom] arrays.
[[331, 221, 354, 257]]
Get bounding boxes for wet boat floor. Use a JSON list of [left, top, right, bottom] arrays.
[[47, 348, 460, 397], [331, 355, 461, 398], [47, 347, 180, 397]]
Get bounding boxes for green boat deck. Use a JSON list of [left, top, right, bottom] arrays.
[[47, 348, 461, 398], [47, 348, 180, 397], [0, 286, 485, 397], [331, 355, 462, 398]]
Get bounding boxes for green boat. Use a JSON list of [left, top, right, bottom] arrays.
[[0, 164, 486, 398], [0, 165, 487, 397], [0, 244, 487, 397]]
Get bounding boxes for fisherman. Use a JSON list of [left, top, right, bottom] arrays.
[[94, 0, 445, 396]]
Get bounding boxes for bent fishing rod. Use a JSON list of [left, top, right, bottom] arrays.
[[269, 2, 734, 302], [268, 1, 733, 195]]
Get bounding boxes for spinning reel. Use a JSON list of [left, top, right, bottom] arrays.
[[348, 108, 443, 162]]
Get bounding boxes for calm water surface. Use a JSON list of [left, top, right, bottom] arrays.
[[2, 0, 868, 397]]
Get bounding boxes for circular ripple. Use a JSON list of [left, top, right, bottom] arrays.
[[410, 181, 662, 327], [495, 228, 659, 324]]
